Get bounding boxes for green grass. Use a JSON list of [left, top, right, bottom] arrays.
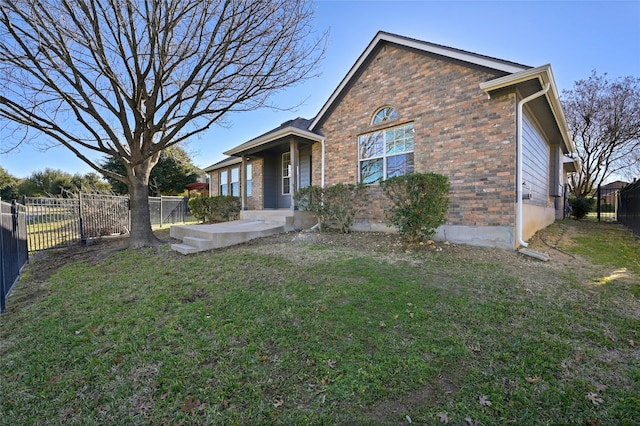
[[1, 221, 639, 425]]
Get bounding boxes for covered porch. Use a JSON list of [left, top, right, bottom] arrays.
[[204, 117, 323, 211]]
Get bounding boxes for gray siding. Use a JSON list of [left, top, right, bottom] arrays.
[[522, 114, 549, 207], [263, 153, 278, 209], [299, 146, 312, 188]]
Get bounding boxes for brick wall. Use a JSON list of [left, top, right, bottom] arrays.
[[208, 171, 220, 196], [314, 43, 518, 229], [246, 158, 263, 210]]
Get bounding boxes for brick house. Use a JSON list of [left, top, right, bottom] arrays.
[[204, 32, 576, 250]]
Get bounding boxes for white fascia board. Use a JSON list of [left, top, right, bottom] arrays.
[[310, 32, 529, 131], [203, 157, 242, 172], [481, 64, 576, 154], [223, 126, 323, 157]]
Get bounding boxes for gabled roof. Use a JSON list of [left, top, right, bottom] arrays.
[[480, 64, 576, 154], [203, 156, 241, 172], [309, 31, 531, 131], [223, 117, 322, 157]]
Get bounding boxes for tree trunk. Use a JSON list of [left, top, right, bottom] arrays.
[[128, 177, 162, 249]]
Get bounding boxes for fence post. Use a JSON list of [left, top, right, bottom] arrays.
[[160, 195, 163, 228], [0, 197, 5, 312], [79, 192, 85, 243], [597, 185, 601, 222]]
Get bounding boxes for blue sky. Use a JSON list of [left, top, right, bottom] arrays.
[[1, 0, 639, 179]]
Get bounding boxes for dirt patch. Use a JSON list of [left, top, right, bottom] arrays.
[[19, 222, 605, 300]]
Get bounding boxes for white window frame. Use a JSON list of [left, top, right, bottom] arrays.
[[219, 170, 228, 195], [358, 122, 415, 184], [230, 166, 240, 196], [246, 163, 253, 196], [282, 152, 291, 195]]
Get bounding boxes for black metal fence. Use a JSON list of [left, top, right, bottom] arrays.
[[1, 199, 28, 312], [596, 185, 619, 222], [618, 180, 640, 236], [149, 196, 195, 227], [25, 194, 194, 252]]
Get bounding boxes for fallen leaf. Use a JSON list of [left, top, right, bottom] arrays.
[[582, 418, 602, 426], [46, 375, 61, 385], [586, 392, 603, 405], [479, 395, 492, 407], [326, 359, 337, 368], [595, 383, 607, 393], [465, 418, 479, 426], [436, 412, 449, 424], [320, 376, 329, 386], [181, 398, 201, 413], [526, 376, 540, 384], [273, 398, 284, 408], [628, 339, 637, 347], [379, 321, 387, 328]]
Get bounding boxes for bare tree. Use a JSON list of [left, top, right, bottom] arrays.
[[562, 71, 640, 197], [0, 0, 326, 247]]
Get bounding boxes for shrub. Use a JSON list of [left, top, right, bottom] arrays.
[[569, 196, 593, 220], [188, 196, 241, 223], [294, 183, 368, 233], [380, 173, 450, 242]]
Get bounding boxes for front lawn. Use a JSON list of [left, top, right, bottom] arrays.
[[1, 220, 638, 425]]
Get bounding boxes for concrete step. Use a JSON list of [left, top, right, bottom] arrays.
[[170, 220, 287, 255], [171, 243, 202, 255], [183, 236, 216, 250]]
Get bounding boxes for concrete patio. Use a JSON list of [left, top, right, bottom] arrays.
[[170, 210, 315, 254]]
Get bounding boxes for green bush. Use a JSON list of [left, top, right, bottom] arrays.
[[188, 196, 241, 223], [600, 203, 615, 213], [569, 196, 593, 220], [294, 183, 368, 233], [380, 173, 450, 242]]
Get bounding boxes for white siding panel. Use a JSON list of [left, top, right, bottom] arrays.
[[522, 114, 549, 207]]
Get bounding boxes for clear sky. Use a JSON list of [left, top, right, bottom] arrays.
[[1, 0, 639, 179]]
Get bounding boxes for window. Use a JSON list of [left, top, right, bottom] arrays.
[[359, 122, 414, 184], [246, 163, 253, 196], [219, 170, 228, 195], [282, 152, 291, 194], [230, 167, 239, 196], [372, 106, 398, 125]]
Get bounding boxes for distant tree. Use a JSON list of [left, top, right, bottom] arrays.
[[18, 168, 110, 196], [0, 0, 326, 248], [19, 169, 69, 196], [71, 172, 112, 194], [0, 166, 20, 200], [101, 146, 200, 196], [562, 71, 640, 196]]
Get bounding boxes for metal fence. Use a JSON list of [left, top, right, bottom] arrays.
[[596, 186, 619, 222], [1, 199, 28, 312], [618, 180, 640, 236], [149, 195, 195, 227], [25, 194, 194, 252]]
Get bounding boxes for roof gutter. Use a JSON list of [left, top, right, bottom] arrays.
[[516, 82, 550, 248]]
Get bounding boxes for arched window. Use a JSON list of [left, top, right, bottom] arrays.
[[371, 106, 398, 125]]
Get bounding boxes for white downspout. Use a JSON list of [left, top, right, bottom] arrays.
[[320, 138, 325, 188], [516, 82, 550, 248]]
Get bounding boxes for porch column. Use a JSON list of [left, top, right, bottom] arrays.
[[289, 139, 299, 210], [241, 156, 248, 210]]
